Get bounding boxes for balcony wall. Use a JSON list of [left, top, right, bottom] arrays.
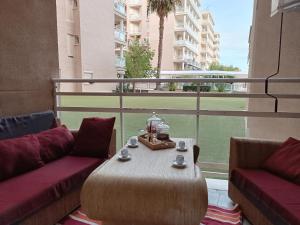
[[0, 0, 59, 116], [248, 0, 300, 140]]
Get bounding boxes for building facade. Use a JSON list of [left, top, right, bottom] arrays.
[[126, 0, 220, 71], [247, 0, 300, 140], [56, 0, 126, 91], [199, 11, 220, 70]]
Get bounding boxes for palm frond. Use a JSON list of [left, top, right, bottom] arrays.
[[147, 0, 181, 17]]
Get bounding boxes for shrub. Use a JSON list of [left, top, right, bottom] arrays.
[[168, 82, 176, 91], [183, 85, 211, 92], [215, 84, 226, 92]]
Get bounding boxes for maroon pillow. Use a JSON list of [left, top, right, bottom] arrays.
[[263, 137, 300, 184], [0, 135, 44, 181], [37, 126, 74, 163], [73, 117, 115, 158]]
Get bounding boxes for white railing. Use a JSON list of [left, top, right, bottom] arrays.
[[175, 40, 198, 54], [129, 14, 141, 20], [114, 29, 126, 42], [128, 0, 141, 5], [52, 77, 300, 177], [115, 57, 126, 67], [114, 0, 126, 16]]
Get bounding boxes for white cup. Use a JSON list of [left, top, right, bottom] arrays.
[[178, 140, 186, 149], [176, 155, 184, 165], [121, 148, 129, 157], [129, 137, 137, 146]]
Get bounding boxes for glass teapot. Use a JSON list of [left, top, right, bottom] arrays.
[[157, 121, 170, 140], [146, 112, 162, 133]]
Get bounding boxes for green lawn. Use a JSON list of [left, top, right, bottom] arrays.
[[60, 96, 246, 167]]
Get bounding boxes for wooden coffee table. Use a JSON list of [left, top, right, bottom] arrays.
[[81, 138, 208, 225]]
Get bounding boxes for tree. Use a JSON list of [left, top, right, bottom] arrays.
[[209, 62, 241, 72], [125, 40, 155, 91], [147, 0, 180, 85]]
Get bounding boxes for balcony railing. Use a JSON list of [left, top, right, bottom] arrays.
[[129, 14, 142, 20], [127, 0, 142, 6], [175, 23, 199, 42], [52, 76, 300, 178], [115, 56, 125, 68], [114, 0, 126, 16], [175, 40, 198, 54], [114, 29, 126, 43]]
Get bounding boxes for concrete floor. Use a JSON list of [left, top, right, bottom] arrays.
[[206, 178, 252, 225]]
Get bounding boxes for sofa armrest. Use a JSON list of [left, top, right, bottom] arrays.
[[108, 129, 117, 158], [229, 137, 282, 176], [70, 129, 117, 158]]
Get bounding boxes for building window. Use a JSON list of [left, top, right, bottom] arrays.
[[73, 0, 78, 8], [74, 35, 80, 45]]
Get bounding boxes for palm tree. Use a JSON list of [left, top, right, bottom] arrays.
[[147, 0, 180, 87]]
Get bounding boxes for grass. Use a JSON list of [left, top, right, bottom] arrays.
[[60, 96, 246, 166]]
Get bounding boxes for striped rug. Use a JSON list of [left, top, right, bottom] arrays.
[[57, 204, 242, 225]]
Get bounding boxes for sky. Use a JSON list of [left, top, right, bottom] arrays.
[[201, 0, 254, 72]]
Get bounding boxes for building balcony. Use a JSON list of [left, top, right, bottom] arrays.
[[115, 56, 126, 68], [128, 14, 142, 21], [174, 40, 198, 54], [127, 0, 142, 7], [128, 29, 142, 36], [114, 0, 126, 18], [114, 29, 126, 43], [175, 24, 199, 43]]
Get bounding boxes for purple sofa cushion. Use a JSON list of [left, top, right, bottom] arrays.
[[37, 126, 75, 163], [0, 135, 44, 181], [263, 137, 300, 184], [231, 168, 300, 225], [0, 156, 104, 225], [73, 117, 115, 158]]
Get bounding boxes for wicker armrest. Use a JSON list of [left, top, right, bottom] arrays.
[[229, 137, 282, 177]]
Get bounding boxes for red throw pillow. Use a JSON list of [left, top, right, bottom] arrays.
[[0, 135, 44, 181], [37, 126, 74, 163], [73, 117, 115, 158], [263, 137, 300, 184]]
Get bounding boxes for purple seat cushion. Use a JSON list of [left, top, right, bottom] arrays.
[[0, 156, 104, 225], [231, 168, 300, 225]]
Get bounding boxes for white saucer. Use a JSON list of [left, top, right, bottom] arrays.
[[176, 147, 188, 152], [172, 160, 187, 168], [118, 154, 131, 161], [127, 144, 138, 148]]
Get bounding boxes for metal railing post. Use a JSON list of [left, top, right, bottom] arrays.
[[119, 80, 124, 146], [53, 81, 61, 119], [196, 83, 200, 145]]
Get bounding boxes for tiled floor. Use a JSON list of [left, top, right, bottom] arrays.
[[206, 178, 252, 225]]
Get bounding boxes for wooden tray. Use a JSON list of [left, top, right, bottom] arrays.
[[138, 134, 176, 150]]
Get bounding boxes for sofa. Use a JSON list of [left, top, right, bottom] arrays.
[[0, 111, 116, 225], [229, 137, 300, 225]]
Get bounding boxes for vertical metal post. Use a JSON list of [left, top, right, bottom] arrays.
[[119, 80, 124, 146], [196, 83, 200, 145], [53, 81, 61, 119]]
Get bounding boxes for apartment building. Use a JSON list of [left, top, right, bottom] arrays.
[[127, 0, 202, 71], [199, 11, 220, 70], [56, 0, 125, 91], [114, 0, 127, 73]]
